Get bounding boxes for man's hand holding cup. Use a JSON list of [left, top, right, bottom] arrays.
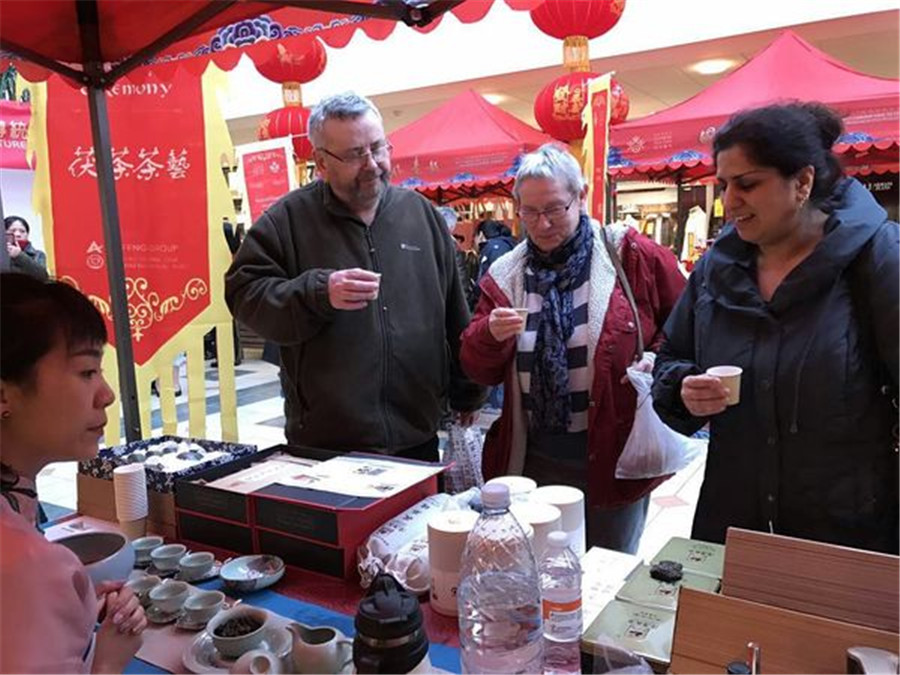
[[328, 268, 380, 310]]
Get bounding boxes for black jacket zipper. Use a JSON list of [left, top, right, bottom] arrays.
[[365, 225, 393, 450]]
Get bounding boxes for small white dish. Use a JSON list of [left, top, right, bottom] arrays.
[[176, 560, 222, 583], [180, 551, 216, 580], [143, 563, 178, 578], [220, 555, 285, 593], [182, 626, 291, 674], [132, 535, 164, 564], [124, 574, 161, 607], [146, 604, 182, 625], [176, 614, 210, 632], [151, 543, 187, 571]]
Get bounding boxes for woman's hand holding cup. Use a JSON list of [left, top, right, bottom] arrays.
[[92, 590, 145, 674], [96, 582, 147, 635], [680, 374, 730, 417], [489, 307, 526, 342]]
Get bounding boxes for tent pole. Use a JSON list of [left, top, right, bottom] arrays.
[[605, 173, 614, 224], [673, 173, 688, 262], [0, 181, 8, 271], [78, 0, 142, 442]]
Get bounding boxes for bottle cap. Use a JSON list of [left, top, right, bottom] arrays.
[[481, 483, 510, 510], [546, 530, 569, 549]]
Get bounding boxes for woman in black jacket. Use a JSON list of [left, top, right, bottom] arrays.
[[652, 103, 898, 554], [4, 215, 48, 281]]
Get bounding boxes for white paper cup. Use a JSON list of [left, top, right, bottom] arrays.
[[530, 485, 586, 557], [485, 476, 537, 503], [113, 463, 149, 520], [706, 365, 743, 406], [427, 510, 479, 616], [115, 501, 148, 522], [510, 502, 563, 560], [119, 517, 147, 540], [512, 308, 529, 333]]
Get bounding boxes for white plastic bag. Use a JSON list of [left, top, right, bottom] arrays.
[[357, 493, 451, 589], [357, 489, 482, 593], [615, 364, 706, 479], [443, 422, 485, 494]]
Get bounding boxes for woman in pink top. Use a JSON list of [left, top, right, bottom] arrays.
[[1, 274, 147, 673]]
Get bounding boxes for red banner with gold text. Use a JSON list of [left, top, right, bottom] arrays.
[[47, 72, 209, 365], [588, 81, 611, 223], [242, 146, 291, 225], [0, 100, 30, 169]]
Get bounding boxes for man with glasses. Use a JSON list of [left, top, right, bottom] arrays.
[[460, 144, 685, 553], [226, 92, 484, 461]]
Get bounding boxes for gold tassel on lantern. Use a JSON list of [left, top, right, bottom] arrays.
[[563, 35, 590, 72], [282, 81, 302, 107], [281, 82, 307, 184]]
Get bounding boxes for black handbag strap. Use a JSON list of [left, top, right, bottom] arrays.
[[600, 226, 644, 360]]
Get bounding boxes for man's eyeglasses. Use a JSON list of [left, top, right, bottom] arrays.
[[317, 140, 393, 165], [518, 196, 577, 225]]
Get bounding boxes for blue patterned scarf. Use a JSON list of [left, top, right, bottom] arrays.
[[527, 215, 593, 433]]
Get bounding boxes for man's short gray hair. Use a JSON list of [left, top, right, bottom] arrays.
[[437, 206, 458, 231], [513, 143, 586, 201], [308, 91, 383, 148]]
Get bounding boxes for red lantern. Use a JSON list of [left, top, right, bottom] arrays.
[[257, 106, 313, 161], [530, 0, 625, 39], [535, 73, 629, 140], [530, 0, 626, 71], [534, 71, 595, 142], [255, 40, 327, 86], [610, 78, 629, 124], [254, 40, 327, 164]]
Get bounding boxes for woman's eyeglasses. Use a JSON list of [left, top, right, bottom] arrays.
[[317, 140, 393, 165], [518, 196, 577, 225]]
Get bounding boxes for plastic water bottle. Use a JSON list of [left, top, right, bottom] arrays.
[[539, 531, 583, 674], [457, 483, 543, 674]]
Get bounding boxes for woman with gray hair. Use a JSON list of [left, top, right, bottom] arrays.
[[460, 144, 685, 552]]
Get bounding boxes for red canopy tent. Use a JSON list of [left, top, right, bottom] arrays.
[[389, 89, 554, 203], [0, 1, 540, 83], [0, 0, 540, 440], [609, 30, 900, 181]]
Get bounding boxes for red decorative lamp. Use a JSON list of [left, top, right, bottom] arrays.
[[256, 39, 327, 182], [530, 0, 629, 145]]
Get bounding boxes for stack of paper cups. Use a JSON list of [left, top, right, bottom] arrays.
[[485, 475, 537, 503], [530, 485, 586, 557], [427, 510, 478, 617], [113, 463, 148, 540], [510, 501, 562, 561]]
